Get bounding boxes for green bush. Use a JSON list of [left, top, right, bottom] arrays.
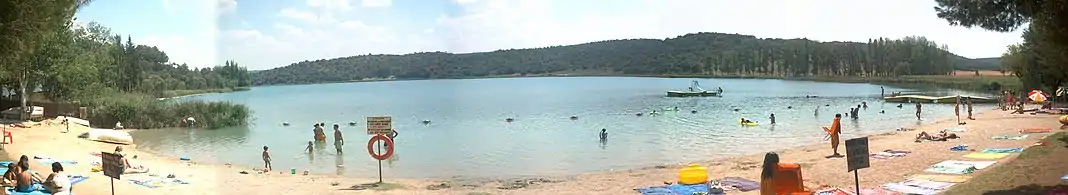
[[83, 93, 251, 129]]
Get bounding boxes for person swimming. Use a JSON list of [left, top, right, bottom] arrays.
[[740, 118, 753, 123]]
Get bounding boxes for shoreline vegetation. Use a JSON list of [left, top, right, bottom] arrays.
[[2, 104, 1060, 194], [253, 72, 1022, 92]]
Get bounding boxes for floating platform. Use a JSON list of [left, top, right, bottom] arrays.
[[667, 90, 721, 97], [883, 95, 996, 104]]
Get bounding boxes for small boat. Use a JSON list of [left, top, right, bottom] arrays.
[[667, 80, 722, 97], [883, 95, 995, 104]]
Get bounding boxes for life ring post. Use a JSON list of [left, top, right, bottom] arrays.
[[367, 134, 394, 183]]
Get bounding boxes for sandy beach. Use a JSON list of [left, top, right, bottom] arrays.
[[1, 106, 1061, 195]]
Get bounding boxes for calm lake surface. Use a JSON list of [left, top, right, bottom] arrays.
[[130, 77, 993, 178]]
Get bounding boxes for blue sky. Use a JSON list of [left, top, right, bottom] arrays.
[[76, 0, 1025, 70]]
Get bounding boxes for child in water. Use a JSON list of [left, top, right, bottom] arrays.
[[306, 141, 314, 153], [262, 146, 272, 172]]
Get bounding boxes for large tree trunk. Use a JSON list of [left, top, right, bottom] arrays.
[[19, 73, 28, 121]]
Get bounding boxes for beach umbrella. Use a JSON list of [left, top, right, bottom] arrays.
[[1029, 90, 1048, 103]]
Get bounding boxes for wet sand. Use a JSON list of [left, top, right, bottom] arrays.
[[2, 106, 1061, 195]]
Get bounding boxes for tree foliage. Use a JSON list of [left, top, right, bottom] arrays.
[[936, 0, 1068, 89], [253, 33, 970, 85]]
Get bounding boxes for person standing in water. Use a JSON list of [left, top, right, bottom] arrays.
[[915, 102, 922, 120], [814, 105, 820, 116], [967, 98, 975, 120], [262, 146, 272, 171], [333, 124, 344, 154], [881, 86, 885, 97], [955, 96, 962, 124], [825, 114, 843, 157], [769, 113, 776, 124], [599, 128, 608, 140], [862, 102, 868, 109], [305, 141, 314, 153]]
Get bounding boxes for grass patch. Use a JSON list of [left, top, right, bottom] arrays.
[[158, 87, 251, 98], [83, 93, 251, 129], [942, 132, 1068, 195]]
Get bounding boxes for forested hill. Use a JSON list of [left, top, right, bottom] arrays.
[[252, 32, 993, 85]]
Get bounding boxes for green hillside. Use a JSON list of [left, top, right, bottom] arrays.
[[252, 32, 986, 85]]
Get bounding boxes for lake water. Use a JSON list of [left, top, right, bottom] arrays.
[[130, 77, 992, 179]]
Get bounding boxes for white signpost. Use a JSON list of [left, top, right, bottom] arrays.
[[366, 116, 392, 135]]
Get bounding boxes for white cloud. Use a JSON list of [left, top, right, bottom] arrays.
[[306, 0, 353, 11], [213, 0, 238, 17], [219, 0, 1024, 70], [361, 0, 392, 8]]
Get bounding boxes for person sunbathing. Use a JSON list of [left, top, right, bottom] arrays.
[[915, 131, 959, 142]]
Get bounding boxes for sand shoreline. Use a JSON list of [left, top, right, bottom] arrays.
[[1, 107, 1061, 194]]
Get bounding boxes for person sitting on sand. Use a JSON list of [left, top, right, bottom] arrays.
[[759, 152, 779, 195], [16, 155, 43, 182], [43, 162, 71, 194], [115, 146, 149, 174], [2, 163, 17, 186], [14, 163, 35, 192], [915, 131, 959, 142], [114, 121, 124, 130]]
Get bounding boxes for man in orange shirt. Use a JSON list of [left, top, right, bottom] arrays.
[[823, 114, 843, 157]]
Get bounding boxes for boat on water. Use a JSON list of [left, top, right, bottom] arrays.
[[883, 95, 996, 104], [667, 80, 722, 97]]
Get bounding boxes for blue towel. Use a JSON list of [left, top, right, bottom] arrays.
[[637, 184, 710, 195], [637, 186, 677, 195], [981, 148, 1023, 153], [35, 159, 77, 166]]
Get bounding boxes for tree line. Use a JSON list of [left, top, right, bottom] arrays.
[[253, 32, 984, 85], [934, 0, 1068, 90], [1, 1, 251, 104]]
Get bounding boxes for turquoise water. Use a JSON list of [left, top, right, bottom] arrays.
[[130, 77, 992, 179]]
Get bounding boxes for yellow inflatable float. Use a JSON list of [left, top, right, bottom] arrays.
[[739, 120, 759, 126]]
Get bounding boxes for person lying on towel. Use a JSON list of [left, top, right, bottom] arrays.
[[915, 130, 959, 142]]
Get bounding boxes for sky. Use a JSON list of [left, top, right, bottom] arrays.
[[75, 0, 1025, 70]]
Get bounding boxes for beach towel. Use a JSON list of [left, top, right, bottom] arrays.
[[718, 177, 759, 191], [991, 134, 1029, 140], [1020, 127, 1053, 133], [908, 174, 972, 183], [945, 126, 968, 132], [939, 160, 995, 169], [636, 186, 676, 195], [33, 157, 77, 166], [871, 151, 908, 159], [981, 147, 1023, 153], [3, 175, 88, 195], [815, 187, 855, 195], [899, 179, 955, 190], [859, 188, 902, 195], [881, 183, 944, 195], [963, 152, 1011, 159]]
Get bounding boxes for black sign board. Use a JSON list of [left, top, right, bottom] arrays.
[[845, 137, 870, 172], [101, 152, 123, 179]]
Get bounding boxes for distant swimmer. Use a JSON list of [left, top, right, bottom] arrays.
[[862, 102, 868, 109], [599, 128, 608, 140], [740, 118, 753, 124], [787, 106, 793, 109], [825, 104, 830, 107], [422, 120, 431, 124], [636, 113, 643, 116], [691, 110, 698, 114], [505, 118, 515, 122], [282, 122, 290, 126], [897, 104, 903, 108], [733, 108, 741, 112], [570, 116, 578, 120], [879, 110, 885, 114], [348, 122, 357, 126]]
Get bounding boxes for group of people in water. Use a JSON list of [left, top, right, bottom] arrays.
[[260, 122, 401, 172]]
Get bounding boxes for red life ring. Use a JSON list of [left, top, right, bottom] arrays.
[[367, 134, 394, 160]]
